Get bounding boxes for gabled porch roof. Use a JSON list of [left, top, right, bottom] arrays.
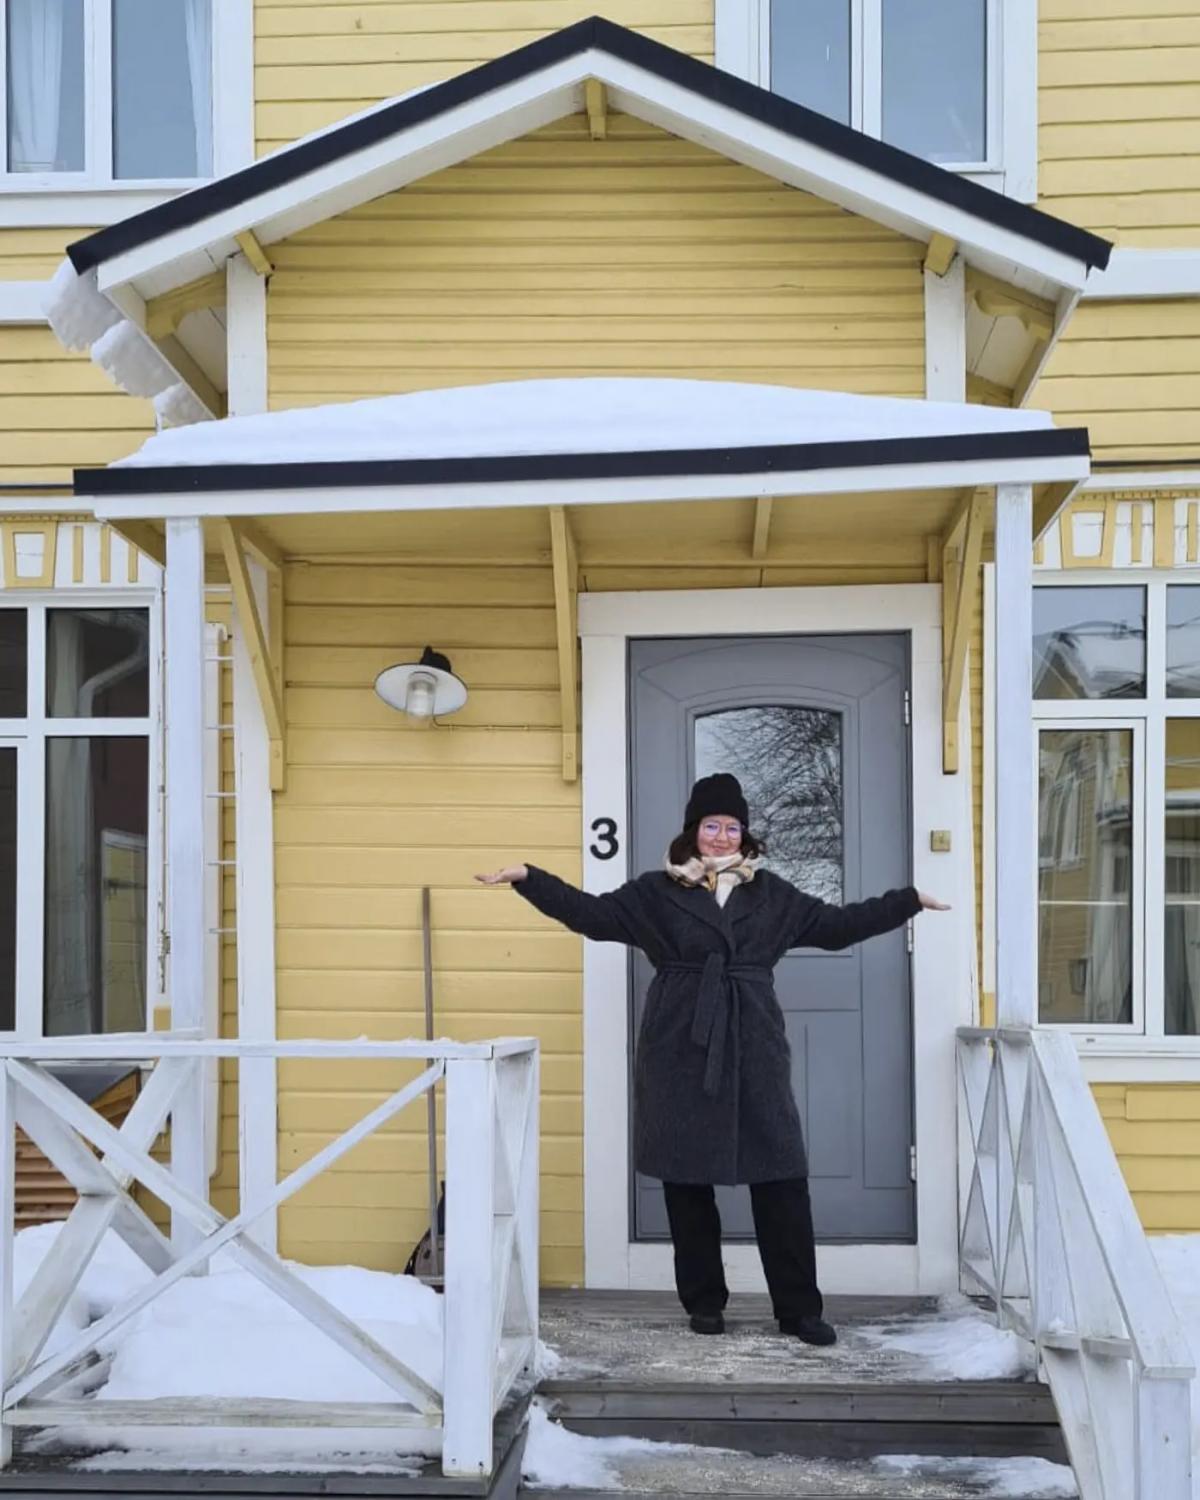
[[67, 17, 1109, 305]]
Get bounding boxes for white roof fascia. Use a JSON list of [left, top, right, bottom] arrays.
[[88, 451, 1090, 523], [96, 59, 591, 296], [596, 56, 1089, 298], [95, 47, 1091, 305]]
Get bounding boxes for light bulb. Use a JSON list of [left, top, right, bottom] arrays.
[[404, 671, 437, 719]]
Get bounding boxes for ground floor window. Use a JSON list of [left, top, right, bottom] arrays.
[[0, 598, 157, 1037], [1033, 577, 1200, 1037]]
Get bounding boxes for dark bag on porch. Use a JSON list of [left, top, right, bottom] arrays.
[[404, 1182, 445, 1281]]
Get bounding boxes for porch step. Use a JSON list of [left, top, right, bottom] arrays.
[[0, 1394, 529, 1500], [540, 1377, 1066, 1462]]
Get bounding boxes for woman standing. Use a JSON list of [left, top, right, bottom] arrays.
[[477, 772, 948, 1347]]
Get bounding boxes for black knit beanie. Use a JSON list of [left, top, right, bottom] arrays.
[[684, 772, 749, 829]]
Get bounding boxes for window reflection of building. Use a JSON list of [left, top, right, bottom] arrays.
[[1037, 728, 1133, 1026], [1166, 720, 1200, 1035]]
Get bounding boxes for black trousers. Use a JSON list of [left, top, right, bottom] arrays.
[[662, 1178, 823, 1322]]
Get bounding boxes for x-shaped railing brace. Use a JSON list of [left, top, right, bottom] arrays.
[[4, 1057, 445, 1417]]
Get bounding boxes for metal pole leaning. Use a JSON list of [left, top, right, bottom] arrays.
[[422, 886, 440, 1281]]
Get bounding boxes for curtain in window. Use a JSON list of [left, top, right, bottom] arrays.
[[7, 0, 66, 171], [44, 617, 96, 1035], [183, 0, 213, 177]]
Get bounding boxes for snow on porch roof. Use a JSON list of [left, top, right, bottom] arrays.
[[75, 380, 1091, 508]]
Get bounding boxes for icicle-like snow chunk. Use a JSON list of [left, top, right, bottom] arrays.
[[155, 381, 212, 429], [43, 260, 121, 351], [92, 322, 175, 400]]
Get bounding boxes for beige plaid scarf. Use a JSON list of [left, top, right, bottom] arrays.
[[665, 852, 760, 909]]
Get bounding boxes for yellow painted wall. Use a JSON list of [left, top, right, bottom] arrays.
[[1030, 301, 1200, 464], [254, 0, 712, 153], [1037, 0, 1200, 246], [1096, 1086, 1200, 1233], [267, 116, 925, 405]]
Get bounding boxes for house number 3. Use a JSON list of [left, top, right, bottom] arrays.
[[589, 817, 620, 861]]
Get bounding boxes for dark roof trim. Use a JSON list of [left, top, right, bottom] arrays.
[[75, 428, 1091, 497], [68, 17, 1111, 278]]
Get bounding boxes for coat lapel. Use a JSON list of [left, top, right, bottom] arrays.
[[727, 876, 768, 927], [660, 877, 734, 951]]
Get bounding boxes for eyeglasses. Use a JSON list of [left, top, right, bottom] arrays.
[[699, 820, 743, 838]]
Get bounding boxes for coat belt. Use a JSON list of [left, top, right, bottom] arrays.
[[658, 957, 773, 1099]]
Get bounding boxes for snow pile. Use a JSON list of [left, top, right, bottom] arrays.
[[520, 1399, 712, 1490], [112, 377, 1057, 471], [43, 261, 120, 350], [12, 1224, 690, 1483], [155, 381, 214, 429], [859, 1293, 1036, 1380], [876, 1453, 1077, 1496]]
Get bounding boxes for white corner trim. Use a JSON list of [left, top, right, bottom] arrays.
[[579, 583, 971, 1296], [1083, 250, 1200, 301], [213, 0, 256, 176], [226, 254, 267, 417], [924, 259, 966, 401], [0, 281, 47, 324], [714, 0, 765, 83]]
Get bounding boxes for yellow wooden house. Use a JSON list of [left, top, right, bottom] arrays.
[[1, 0, 1199, 1311]]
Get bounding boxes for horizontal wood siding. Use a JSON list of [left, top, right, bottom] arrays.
[[274, 559, 584, 1282], [267, 116, 925, 405], [0, 327, 153, 485], [1037, 2, 1200, 245], [0, 229, 82, 280], [1028, 301, 1200, 462], [1095, 1085, 1200, 1232], [254, 0, 711, 152]]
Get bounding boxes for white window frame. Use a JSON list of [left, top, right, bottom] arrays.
[[715, 0, 1037, 203], [0, 589, 163, 1041], [986, 566, 1200, 1078], [0, 0, 252, 227]]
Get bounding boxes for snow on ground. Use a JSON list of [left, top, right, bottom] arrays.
[[112, 376, 1055, 470], [858, 1293, 1036, 1381]]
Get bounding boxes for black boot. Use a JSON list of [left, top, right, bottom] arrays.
[[689, 1313, 725, 1336], [779, 1314, 837, 1346]]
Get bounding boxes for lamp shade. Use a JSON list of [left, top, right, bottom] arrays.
[[374, 646, 468, 719]]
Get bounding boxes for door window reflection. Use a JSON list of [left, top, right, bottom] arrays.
[[1033, 587, 1145, 700], [695, 705, 843, 902], [1038, 727, 1133, 1024]]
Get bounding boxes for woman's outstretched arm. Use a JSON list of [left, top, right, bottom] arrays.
[[476, 863, 644, 947], [788, 883, 949, 952]]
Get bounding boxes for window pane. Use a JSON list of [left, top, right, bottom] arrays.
[[113, 0, 211, 179], [45, 737, 148, 1036], [770, 0, 851, 126], [5, 0, 85, 173], [47, 609, 150, 718], [1033, 587, 1146, 700], [1167, 586, 1200, 698], [0, 612, 26, 718], [695, 705, 843, 902], [1038, 728, 1133, 1025], [882, 0, 986, 163], [1166, 720, 1200, 1035], [0, 750, 15, 1031]]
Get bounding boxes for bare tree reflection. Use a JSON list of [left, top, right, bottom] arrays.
[[695, 706, 843, 901]]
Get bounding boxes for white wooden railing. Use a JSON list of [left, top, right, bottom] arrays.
[[957, 1025, 1194, 1500], [0, 1034, 539, 1480]]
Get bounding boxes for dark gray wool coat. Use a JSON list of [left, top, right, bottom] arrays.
[[515, 865, 922, 1186]]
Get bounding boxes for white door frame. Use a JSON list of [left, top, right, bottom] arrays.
[[578, 583, 975, 1295]]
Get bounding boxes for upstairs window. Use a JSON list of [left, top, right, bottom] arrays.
[[717, 0, 1035, 200], [2, 0, 212, 185]]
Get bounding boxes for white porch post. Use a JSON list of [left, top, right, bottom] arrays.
[[993, 482, 1037, 1028], [232, 557, 279, 1252], [165, 517, 209, 1252]]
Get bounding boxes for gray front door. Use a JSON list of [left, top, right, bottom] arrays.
[[630, 634, 915, 1243]]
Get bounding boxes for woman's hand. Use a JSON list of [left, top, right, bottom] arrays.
[[475, 864, 529, 886], [918, 891, 951, 911]]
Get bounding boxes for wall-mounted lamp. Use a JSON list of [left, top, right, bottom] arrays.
[[374, 646, 468, 722]]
